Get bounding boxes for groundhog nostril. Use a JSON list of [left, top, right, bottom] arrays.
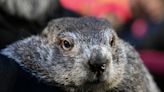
[[89, 61, 106, 73], [101, 64, 106, 70]]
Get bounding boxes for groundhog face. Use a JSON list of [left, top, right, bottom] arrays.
[[40, 17, 127, 91], [1, 17, 127, 91]]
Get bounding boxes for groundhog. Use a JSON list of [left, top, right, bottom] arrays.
[[0, 17, 160, 92]]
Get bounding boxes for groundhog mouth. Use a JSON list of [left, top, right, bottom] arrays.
[[85, 71, 107, 85]]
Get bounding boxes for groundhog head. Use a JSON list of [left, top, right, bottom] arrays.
[[1, 17, 127, 92]]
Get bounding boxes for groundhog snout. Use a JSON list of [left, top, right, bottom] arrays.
[[88, 49, 109, 73]]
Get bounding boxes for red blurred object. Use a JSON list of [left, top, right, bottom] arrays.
[[139, 50, 164, 75], [60, 0, 132, 22]]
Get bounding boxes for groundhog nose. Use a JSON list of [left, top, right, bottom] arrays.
[[89, 50, 108, 73], [89, 62, 107, 73]]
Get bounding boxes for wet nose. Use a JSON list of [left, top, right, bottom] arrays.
[[89, 50, 108, 73]]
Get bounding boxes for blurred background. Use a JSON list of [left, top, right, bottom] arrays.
[[0, 0, 163, 91]]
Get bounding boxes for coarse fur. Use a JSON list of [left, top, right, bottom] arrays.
[[0, 17, 160, 92]]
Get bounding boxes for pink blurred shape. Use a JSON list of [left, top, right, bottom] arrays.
[[139, 50, 164, 75]]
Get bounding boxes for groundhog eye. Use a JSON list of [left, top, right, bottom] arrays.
[[110, 36, 115, 47], [61, 40, 73, 50]]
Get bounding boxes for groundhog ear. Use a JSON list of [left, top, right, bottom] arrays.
[[41, 27, 49, 38]]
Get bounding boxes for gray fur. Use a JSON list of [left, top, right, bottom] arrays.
[[0, 17, 160, 92]]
